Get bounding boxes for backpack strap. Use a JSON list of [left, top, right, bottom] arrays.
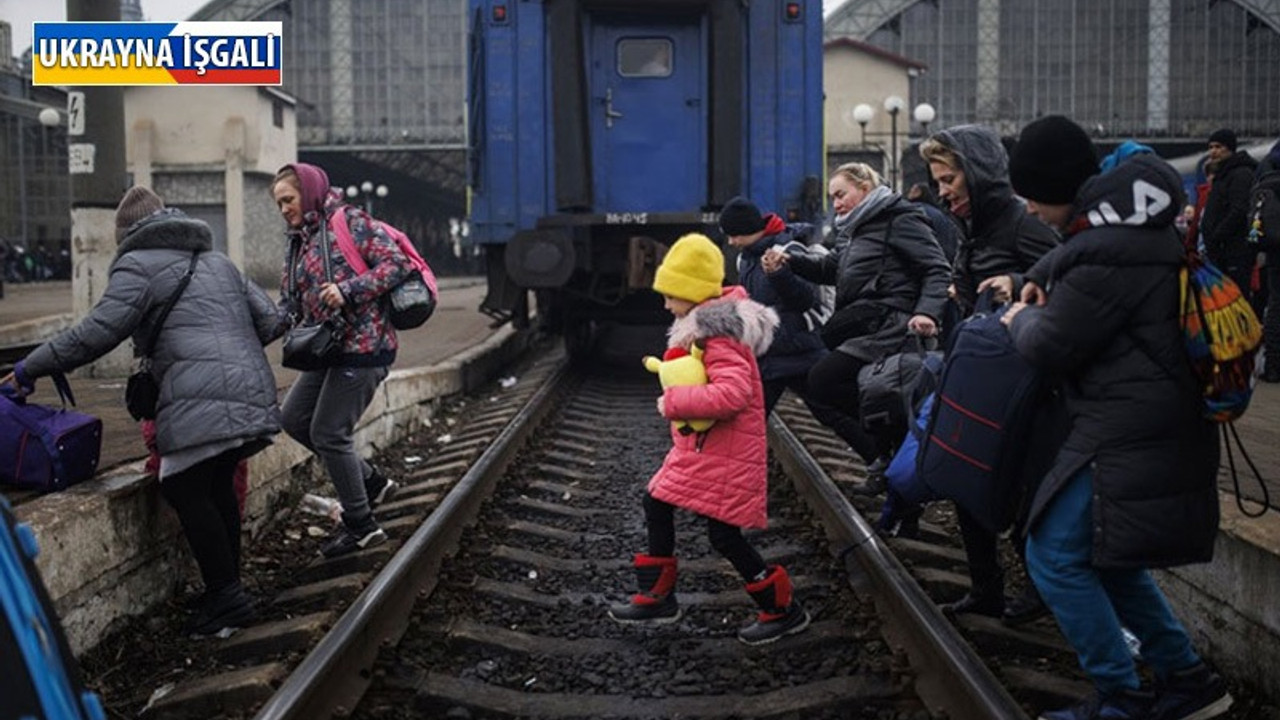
[[327, 207, 371, 275]]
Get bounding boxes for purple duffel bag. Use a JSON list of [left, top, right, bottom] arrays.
[[1, 373, 102, 492]]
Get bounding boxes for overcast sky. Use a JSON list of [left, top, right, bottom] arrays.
[[3, 0, 849, 57]]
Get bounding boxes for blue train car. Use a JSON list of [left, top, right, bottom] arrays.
[[467, 0, 825, 348]]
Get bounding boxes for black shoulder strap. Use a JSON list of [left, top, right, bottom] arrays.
[[140, 251, 200, 358], [872, 213, 899, 286]]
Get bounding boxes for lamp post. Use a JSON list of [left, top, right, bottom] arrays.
[[346, 181, 389, 215], [852, 103, 874, 148], [14, 107, 62, 261], [883, 95, 905, 191], [913, 102, 936, 137]]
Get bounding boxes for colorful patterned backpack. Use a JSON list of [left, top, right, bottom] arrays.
[[1178, 250, 1262, 423]]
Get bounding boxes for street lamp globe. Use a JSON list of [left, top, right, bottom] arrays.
[[375, 184, 389, 198], [883, 95, 906, 115], [346, 185, 359, 198], [852, 103, 874, 126], [360, 180, 374, 194], [913, 102, 936, 128], [38, 107, 60, 127]]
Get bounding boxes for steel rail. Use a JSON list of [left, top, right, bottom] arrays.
[[768, 414, 1030, 720], [252, 359, 571, 720]]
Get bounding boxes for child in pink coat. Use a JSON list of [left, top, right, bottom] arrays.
[[608, 233, 811, 645]]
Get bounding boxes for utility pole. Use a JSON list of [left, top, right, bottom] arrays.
[[67, 0, 131, 376]]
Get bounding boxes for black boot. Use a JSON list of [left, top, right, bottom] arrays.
[[1002, 584, 1049, 626], [738, 566, 811, 645], [609, 554, 681, 624], [185, 581, 256, 637]]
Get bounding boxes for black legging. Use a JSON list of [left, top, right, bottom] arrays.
[[805, 350, 880, 463], [159, 450, 244, 593], [643, 492, 767, 582]]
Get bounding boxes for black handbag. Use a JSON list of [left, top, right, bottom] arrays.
[[281, 225, 345, 371], [126, 251, 200, 421], [820, 301, 889, 350], [857, 334, 942, 432], [281, 320, 342, 371]]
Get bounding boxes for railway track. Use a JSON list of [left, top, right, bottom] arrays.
[[74, 336, 1186, 719]]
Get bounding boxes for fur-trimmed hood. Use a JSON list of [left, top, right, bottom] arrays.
[[116, 208, 213, 259], [668, 286, 779, 356]]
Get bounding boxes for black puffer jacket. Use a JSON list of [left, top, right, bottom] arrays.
[[1202, 150, 1259, 266], [1008, 154, 1219, 569], [736, 219, 827, 381], [789, 196, 950, 362], [932, 125, 1059, 313]]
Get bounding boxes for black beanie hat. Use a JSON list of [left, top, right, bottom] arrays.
[[1008, 116, 1100, 205], [719, 196, 767, 236], [1208, 128, 1238, 152]]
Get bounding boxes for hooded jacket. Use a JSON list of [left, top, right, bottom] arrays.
[[735, 215, 827, 380], [1008, 154, 1220, 569], [22, 210, 283, 456], [931, 125, 1059, 313], [649, 286, 779, 529], [279, 163, 409, 367], [1202, 150, 1259, 266]]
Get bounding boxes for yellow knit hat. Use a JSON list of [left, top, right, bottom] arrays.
[[653, 233, 725, 304]]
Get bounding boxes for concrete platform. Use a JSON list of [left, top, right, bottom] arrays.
[[2, 278, 528, 653]]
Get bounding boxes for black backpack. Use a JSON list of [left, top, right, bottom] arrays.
[[1247, 170, 1280, 252]]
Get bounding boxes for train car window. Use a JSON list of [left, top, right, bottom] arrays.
[[617, 38, 672, 78]]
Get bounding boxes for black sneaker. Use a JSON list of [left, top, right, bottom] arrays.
[[185, 582, 256, 637], [364, 469, 399, 509], [320, 514, 388, 558], [1038, 688, 1153, 720], [608, 594, 682, 625], [1150, 663, 1233, 720], [737, 603, 811, 645], [1002, 586, 1051, 626]]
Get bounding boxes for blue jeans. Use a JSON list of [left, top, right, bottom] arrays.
[[1026, 468, 1200, 694]]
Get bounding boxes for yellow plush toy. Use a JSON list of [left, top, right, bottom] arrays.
[[643, 345, 715, 435]]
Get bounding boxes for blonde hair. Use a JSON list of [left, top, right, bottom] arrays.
[[271, 165, 299, 195], [831, 162, 883, 190], [919, 137, 959, 169]]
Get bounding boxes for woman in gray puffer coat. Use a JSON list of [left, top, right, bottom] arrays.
[[3, 187, 284, 637]]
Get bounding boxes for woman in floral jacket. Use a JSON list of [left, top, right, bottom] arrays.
[[271, 162, 407, 558]]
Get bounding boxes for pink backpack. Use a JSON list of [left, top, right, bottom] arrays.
[[328, 208, 438, 329]]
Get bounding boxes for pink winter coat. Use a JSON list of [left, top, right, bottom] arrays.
[[648, 286, 780, 529]]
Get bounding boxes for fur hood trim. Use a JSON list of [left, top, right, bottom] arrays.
[[668, 285, 779, 356], [116, 210, 213, 258]]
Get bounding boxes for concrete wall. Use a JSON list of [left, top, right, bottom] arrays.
[[16, 327, 527, 656], [1158, 494, 1280, 702], [824, 44, 913, 162]]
